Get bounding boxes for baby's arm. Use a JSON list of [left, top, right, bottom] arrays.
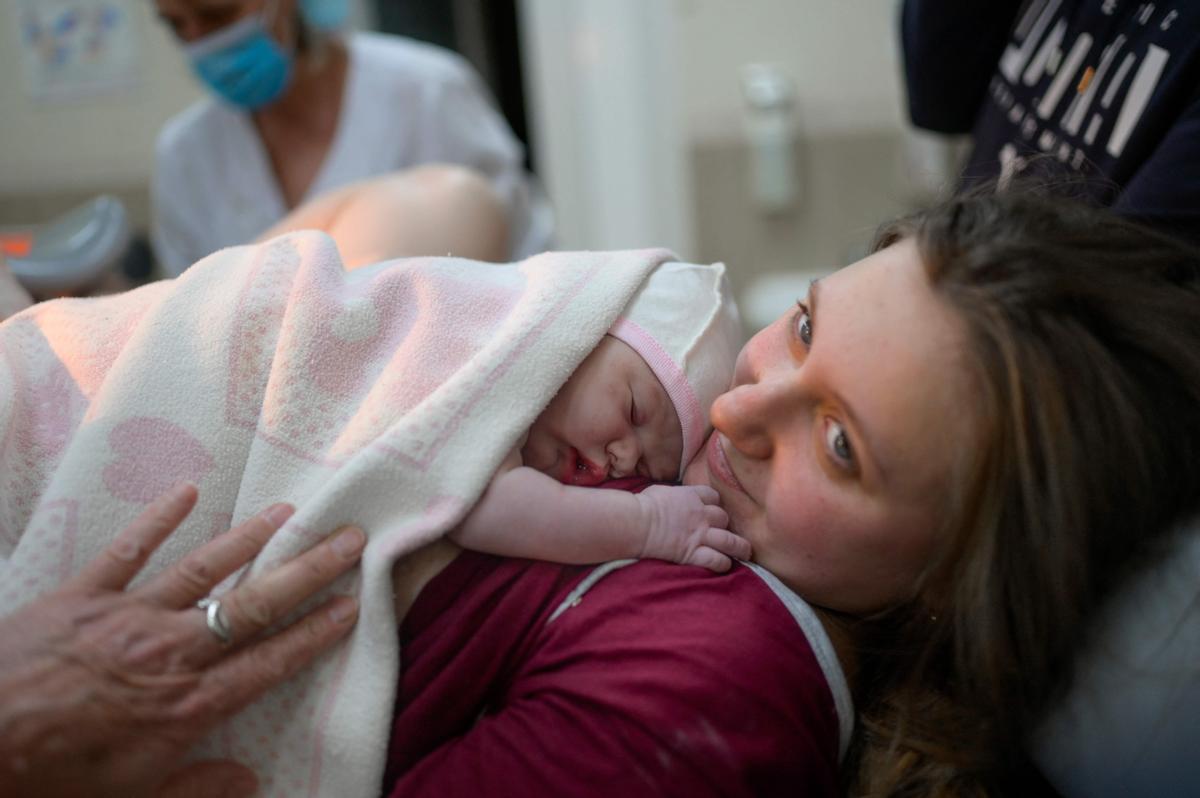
[[449, 461, 750, 572]]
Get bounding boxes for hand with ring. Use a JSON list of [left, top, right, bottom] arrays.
[[0, 483, 366, 798]]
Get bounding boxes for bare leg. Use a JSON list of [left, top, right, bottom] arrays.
[[257, 165, 510, 269]]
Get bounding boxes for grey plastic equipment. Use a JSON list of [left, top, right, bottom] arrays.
[[6, 195, 131, 295]]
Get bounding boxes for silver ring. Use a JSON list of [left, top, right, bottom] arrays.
[[196, 597, 233, 645]]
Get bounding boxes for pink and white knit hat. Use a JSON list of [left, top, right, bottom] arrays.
[[609, 261, 743, 477]]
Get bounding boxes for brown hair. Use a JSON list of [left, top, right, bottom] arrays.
[[846, 188, 1200, 795]]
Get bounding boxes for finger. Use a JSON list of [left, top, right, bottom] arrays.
[[181, 595, 358, 723], [156, 761, 258, 798], [691, 485, 720, 504], [138, 503, 295, 608], [688, 546, 732, 573], [704, 504, 729, 530], [204, 526, 365, 648], [67, 483, 199, 592], [705, 527, 752, 561]]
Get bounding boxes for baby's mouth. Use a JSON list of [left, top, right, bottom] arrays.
[[561, 447, 607, 486]]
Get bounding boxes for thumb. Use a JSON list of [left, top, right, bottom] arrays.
[[156, 760, 258, 798]]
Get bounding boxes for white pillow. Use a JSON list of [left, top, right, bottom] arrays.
[[1033, 519, 1200, 797]]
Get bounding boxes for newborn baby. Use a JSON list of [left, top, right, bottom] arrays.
[[449, 261, 751, 571]]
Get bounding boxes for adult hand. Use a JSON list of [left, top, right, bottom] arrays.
[[0, 483, 366, 798]]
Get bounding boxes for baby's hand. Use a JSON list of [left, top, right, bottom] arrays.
[[634, 485, 751, 572]]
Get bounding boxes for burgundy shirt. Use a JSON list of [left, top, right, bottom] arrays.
[[383, 551, 843, 796]]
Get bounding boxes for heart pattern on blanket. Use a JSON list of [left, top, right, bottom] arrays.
[[2, 234, 673, 797], [27, 360, 87, 460], [380, 268, 522, 415], [248, 253, 521, 466], [0, 499, 78, 606], [102, 417, 215, 503], [226, 237, 304, 430], [305, 271, 419, 400], [250, 254, 421, 465]]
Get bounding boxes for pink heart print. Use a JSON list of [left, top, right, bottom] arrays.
[[102, 417, 215, 503], [306, 280, 414, 400]]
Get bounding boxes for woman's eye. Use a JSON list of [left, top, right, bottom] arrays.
[[824, 420, 854, 468], [793, 301, 813, 347]]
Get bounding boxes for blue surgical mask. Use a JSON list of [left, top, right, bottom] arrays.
[[299, 0, 349, 31], [184, 11, 293, 111]]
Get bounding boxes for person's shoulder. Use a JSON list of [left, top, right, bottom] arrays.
[[349, 31, 478, 88], [610, 559, 802, 616], [550, 560, 827, 678], [534, 561, 846, 791]]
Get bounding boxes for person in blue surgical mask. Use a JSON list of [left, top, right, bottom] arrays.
[[151, 0, 553, 276]]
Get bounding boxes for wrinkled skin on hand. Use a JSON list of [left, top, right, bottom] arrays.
[[635, 484, 751, 572], [0, 484, 365, 798]]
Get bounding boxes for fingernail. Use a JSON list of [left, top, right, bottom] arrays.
[[263, 503, 294, 528], [329, 596, 358, 623], [167, 481, 195, 501], [332, 527, 365, 558]]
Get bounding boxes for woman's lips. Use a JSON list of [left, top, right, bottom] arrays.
[[706, 433, 746, 494], [560, 447, 607, 487]]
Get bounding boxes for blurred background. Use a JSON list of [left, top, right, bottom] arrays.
[[0, 0, 960, 331]]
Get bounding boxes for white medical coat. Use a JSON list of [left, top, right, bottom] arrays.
[[152, 32, 553, 276]]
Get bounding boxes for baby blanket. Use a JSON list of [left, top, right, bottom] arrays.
[[0, 232, 673, 797]]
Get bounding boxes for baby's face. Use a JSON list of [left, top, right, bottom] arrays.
[[523, 336, 682, 486]]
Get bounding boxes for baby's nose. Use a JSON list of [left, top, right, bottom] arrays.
[[606, 437, 639, 478]]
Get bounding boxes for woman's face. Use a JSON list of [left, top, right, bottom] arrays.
[[683, 238, 978, 614]]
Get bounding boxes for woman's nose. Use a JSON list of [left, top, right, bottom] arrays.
[[710, 379, 789, 460]]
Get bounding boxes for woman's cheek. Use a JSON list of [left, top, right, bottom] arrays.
[[763, 475, 830, 553], [720, 490, 758, 539]]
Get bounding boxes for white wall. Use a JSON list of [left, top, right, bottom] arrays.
[[518, 0, 910, 258], [676, 0, 907, 141], [0, 2, 202, 194], [519, 0, 695, 255]]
